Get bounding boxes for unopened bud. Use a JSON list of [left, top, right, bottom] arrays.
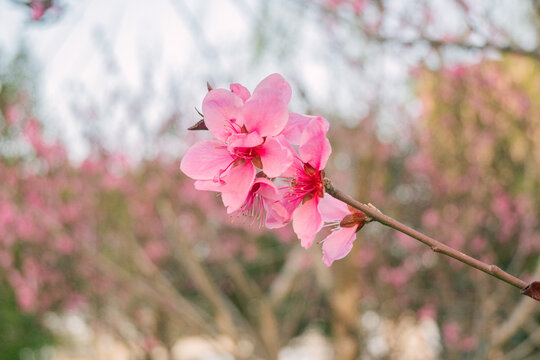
[[340, 212, 367, 231], [522, 281, 540, 301]]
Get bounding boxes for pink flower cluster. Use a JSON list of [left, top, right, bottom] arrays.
[[180, 74, 366, 265]]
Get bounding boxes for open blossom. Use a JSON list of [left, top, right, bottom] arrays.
[[319, 195, 366, 266], [180, 74, 293, 213], [181, 73, 367, 266], [282, 116, 331, 248], [233, 177, 289, 228]]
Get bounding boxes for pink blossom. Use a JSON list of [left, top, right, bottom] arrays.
[[280, 112, 329, 145], [319, 195, 366, 266], [181, 74, 293, 213], [325, 0, 368, 14], [283, 116, 331, 248], [4, 105, 21, 125], [232, 177, 289, 228], [31, 0, 46, 21], [443, 321, 461, 346]]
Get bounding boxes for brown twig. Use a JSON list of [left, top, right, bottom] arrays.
[[324, 179, 532, 293]]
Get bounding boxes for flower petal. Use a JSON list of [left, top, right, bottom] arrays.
[[194, 179, 223, 192], [202, 89, 244, 141], [319, 194, 350, 222], [242, 88, 289, 137], [220, 161, 256, 213], [258, 137, 293, 178], [180, 140, 234, 180], [253, 73, 291, 104], [292, 197, 322, 248], [230, 83, 251, 103], [298, 116, 331, 170], [281, 113, 329, 145], [227, 132, 264, 153], [265, 201, 290, 229], [321, 226, 358, 266], [253, 177, 281, 201]]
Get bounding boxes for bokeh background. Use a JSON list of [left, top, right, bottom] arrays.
[[1, 0, 540, 359]]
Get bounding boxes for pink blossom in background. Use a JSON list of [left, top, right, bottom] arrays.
[[460, 335, 478, 352], [3, 105, 21, 125], [29, 0, 60, 21], [325, 0, 368, 14], [23, 118, 66, 164], [395, 231, 419, 251], [418, 305, 436, 319], [378, 265, 411, 288], [30, 0, 46, 21]]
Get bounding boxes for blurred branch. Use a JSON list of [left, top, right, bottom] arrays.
[[305, 0, 540, 62], [269, 245, 305, 306], [507, 323, 540, 360], [80, 237, 222, 343], [168, 0, 225, 71], [157, 201, 260, 357], [222, 259, 281, 360], [490, 260, 540, 349], [368, 34, 540, 61]]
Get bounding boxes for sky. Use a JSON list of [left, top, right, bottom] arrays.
[[1, 0, 413, 160], [1, 0, 534, 161], [1, 0, 276, 159]]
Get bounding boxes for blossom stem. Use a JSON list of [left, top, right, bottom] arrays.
[[323, 179, 536, 295]]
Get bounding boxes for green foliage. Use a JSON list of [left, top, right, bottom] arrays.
[[0, 281, 54, 360]]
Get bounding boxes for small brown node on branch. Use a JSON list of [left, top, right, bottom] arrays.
[[521, 281, 540, 301], [364, 203, 381, 222], [207, 81, 213, 91], [322, 178, 334, 194]]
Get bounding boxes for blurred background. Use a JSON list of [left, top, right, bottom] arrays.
[[1, 0, 540, 359]]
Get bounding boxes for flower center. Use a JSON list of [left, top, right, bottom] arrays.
[[232, 185, 266, 227], [284, 162, 324, 203], [234, 146, 260, 160]]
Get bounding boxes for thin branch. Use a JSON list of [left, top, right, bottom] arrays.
[[81, 238, 219, 339], [506, 324, 540, 360], [324, 179, 532, 293], [158, 202, 240, 340], [304, 0, 540, 62], [368, 33, 540, 61], [269, 245, 305, 306], [223, 260, 281, 360]]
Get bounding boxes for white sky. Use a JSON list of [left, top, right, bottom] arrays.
[[0, 0, 535, 161], [1, 0, 282, 160]]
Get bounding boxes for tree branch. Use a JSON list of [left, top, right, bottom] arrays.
[[324, 179, 535, 296], [368, 34, 540, 61]]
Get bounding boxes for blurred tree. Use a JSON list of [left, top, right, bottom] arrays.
[[411, 56, 540, 359], [0, 50, 55, 360]]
